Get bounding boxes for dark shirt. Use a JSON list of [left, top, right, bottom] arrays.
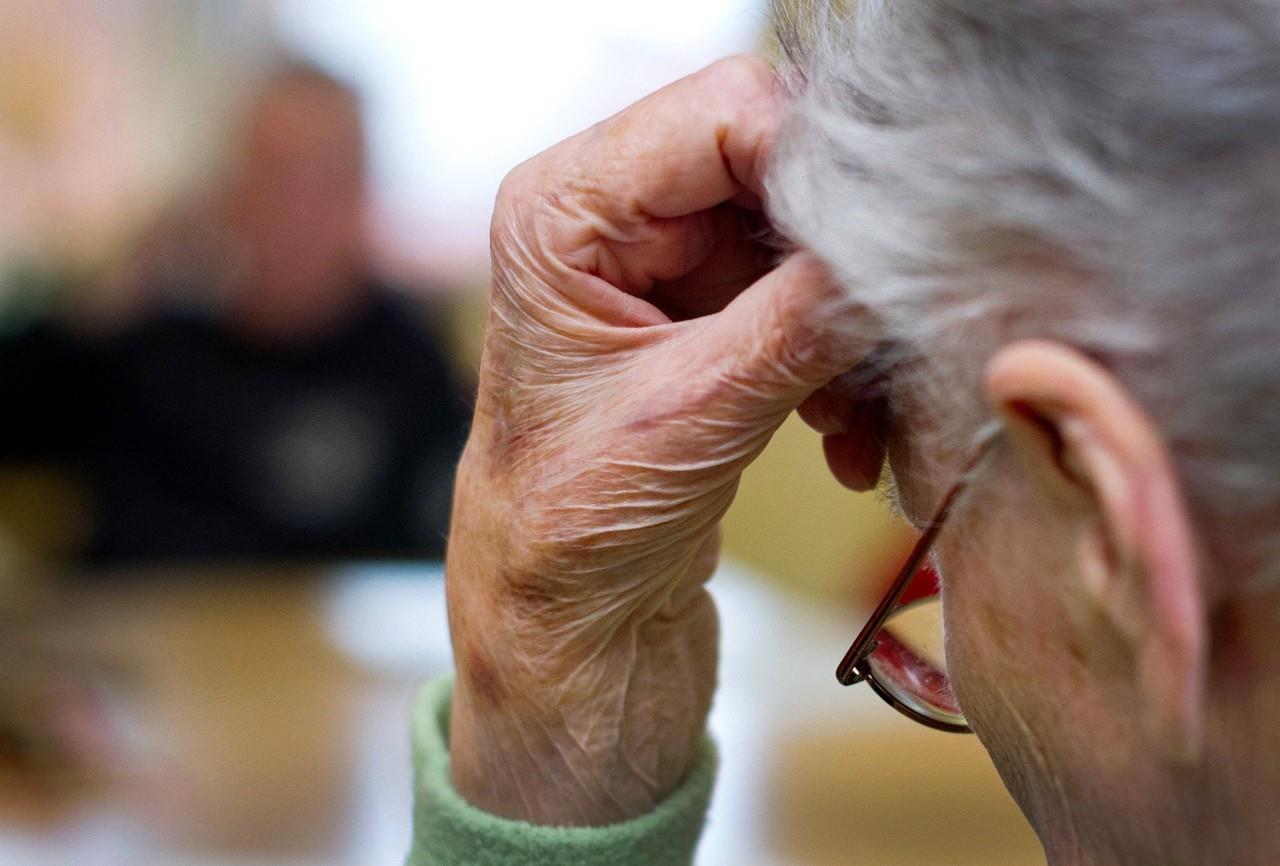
[[1, 286, 470, 564]]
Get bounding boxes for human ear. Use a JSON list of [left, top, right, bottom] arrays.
[[984, 340, 1206, 763]]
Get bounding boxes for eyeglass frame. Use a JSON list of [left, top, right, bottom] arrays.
[[835, 424, 1002, 734]]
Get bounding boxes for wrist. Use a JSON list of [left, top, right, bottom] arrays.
[[448, 603, 715, 826], [443, 425, 721, 825], [444, 466, 718, 823]]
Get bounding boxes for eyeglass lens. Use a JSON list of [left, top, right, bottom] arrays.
[[864, 596, 966, 730]]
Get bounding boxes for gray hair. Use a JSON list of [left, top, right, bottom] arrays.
[[767, 0, 1280, 590]]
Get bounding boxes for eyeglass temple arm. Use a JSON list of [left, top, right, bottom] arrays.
[[835, 429, 1000, 686]]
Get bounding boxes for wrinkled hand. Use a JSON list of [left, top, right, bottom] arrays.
[[446, 56, 871, 826]]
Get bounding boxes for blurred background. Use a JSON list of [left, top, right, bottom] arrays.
[[0, 2, 1043, 864]]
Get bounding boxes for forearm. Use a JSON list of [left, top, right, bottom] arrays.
[[410, 676, 717, 866], [449, 607, 716, 825], [436, 53, 866, 836], [445, 452, 719, 825]]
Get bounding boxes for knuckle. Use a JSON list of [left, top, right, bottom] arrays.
[[493, 162, 533, 223], [491, 161, 548, 256], [701, 54, 779, 103], [754, 301, 835, 384], [769, 323, 822, 378]]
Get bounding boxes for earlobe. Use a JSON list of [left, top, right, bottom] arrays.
[[986, 340, 1206, 763]]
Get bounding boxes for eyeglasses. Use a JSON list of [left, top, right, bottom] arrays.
[[835, 427, 1000, 733]]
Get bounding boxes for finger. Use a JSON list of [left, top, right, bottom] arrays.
[[645, 208, 779, 320], [500, 196, 772, 328], [694, 253, 875, 422], [824, 431, 887, 492], [572, 55, 781, 217], [797, 358, 891, 434], [519, 56, 785, 295], [821, 396, 889, 491], [798, 387, 854, 435]]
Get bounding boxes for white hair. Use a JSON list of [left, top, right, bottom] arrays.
[[767, 0, 1280, 589]]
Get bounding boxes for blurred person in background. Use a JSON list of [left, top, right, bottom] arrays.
[[0, 60, 469, 565], [402, 1, 1280, 864]]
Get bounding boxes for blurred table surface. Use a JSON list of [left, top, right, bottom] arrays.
[[0, 561, 1044, 866]]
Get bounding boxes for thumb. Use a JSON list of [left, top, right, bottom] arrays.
[[696, 252, 871, 423]]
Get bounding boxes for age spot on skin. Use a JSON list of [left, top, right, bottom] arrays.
[[462, 643, 507, 708]]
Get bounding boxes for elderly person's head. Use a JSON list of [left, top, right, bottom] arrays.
[[769, 1, 1280, 860]]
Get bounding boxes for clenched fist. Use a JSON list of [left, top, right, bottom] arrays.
[[446, 56, 871, 826]]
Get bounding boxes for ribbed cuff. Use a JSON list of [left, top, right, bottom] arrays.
[[406, 675, 716, 866]]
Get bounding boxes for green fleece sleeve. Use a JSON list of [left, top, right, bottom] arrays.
[[406, 676, 717, 866]]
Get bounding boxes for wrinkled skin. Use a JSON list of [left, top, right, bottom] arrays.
[[447, 50, 1280, 866], [445, 57, 881, 825]]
